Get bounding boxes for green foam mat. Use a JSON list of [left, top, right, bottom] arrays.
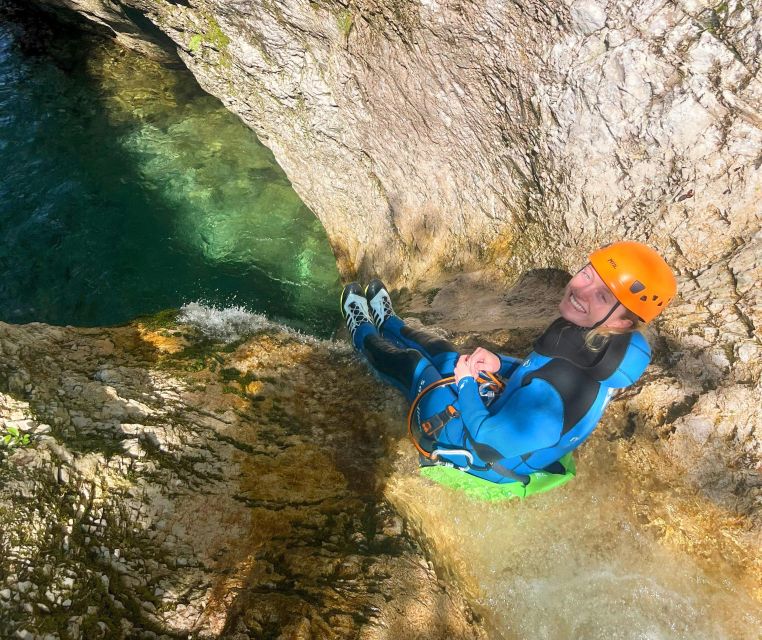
[[419, 452, 576, 501]]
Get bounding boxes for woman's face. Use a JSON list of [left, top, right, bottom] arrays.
[[559, 264, 633, 329]]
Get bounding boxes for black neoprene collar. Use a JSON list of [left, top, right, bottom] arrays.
[[533, 318, 631, 382]]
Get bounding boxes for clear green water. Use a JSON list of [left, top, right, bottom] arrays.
[[0, 19, 341, 336]]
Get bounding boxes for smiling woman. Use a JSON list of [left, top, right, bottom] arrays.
[[0, 17, 340, 336], [339, 241, 676, 492]]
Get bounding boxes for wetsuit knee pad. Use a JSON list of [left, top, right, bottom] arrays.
[[362, 333, 423, 392], [399, 325, 457, 357]]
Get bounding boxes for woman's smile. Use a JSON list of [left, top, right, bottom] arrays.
[[569, 291, 586, 314]]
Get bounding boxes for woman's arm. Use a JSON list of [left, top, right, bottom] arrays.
[[456, 376, 563, 460]]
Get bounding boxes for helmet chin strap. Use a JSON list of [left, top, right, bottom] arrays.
[[590, 301, 621, 330]]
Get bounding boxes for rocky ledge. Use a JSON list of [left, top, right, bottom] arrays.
[[0, 309, 487, 639]]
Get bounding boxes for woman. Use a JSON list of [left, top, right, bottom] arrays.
[[341, 242, 676, 485]]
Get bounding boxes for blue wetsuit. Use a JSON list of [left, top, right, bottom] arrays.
[[353, 316, 651, 484]]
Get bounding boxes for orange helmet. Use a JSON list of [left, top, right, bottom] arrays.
[[589, 241, 677, 323]]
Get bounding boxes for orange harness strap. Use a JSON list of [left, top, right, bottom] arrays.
[[407, 372, 504, 459]]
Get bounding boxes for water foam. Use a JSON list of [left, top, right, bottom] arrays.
[[177, 302, 350, 350], [178, 301, 284, 342]]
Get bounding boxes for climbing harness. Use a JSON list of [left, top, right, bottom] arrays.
[[407, 368, 577, 497], [407, 371, 504, 462]]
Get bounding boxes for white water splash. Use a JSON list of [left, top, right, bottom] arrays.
[[177, 302, 348, 350], [178, 301, 282, 342]]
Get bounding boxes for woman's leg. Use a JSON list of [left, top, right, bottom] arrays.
[[380, 316, 459, 376], [359, 330, 444, 401], [366, 279, 459, 375], [360, 331, 459, 456]]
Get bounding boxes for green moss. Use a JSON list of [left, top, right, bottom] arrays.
[[206, 15, 231, 51], [189, 34, 203, 53], [337, 9, 353, 40], [134, 308, 179, 331], [187, 13, 232, 67]]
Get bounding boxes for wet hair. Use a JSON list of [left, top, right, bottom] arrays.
[[585, 308, 643, 351]]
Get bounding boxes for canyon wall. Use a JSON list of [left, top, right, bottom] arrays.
[[2, 0, 761, 634], [25, 0, 760, 515]]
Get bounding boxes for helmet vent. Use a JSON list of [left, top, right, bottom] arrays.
[[652, 295, 659, 301], [639, 295, 648, 301], [629, 280, 646, 293]]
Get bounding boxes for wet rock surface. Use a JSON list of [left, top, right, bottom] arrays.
[[0, 316, 487, 639], [1, 272, 760, 637]]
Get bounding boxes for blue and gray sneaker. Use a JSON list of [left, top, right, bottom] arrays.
[[341, 282, 374, 341], [364, 278, 395, 328]]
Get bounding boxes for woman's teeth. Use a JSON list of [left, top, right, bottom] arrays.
[[570, 293, 586, 313]]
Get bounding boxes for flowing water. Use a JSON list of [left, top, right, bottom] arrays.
[[387, 426, 762, 640], [0, 17, 340, 336]]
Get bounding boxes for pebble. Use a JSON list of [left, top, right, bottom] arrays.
[[57, 466, 70, 484]]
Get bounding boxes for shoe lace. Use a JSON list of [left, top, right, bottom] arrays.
[[345, 301, 368, 332], [379, 294, 394, 319]]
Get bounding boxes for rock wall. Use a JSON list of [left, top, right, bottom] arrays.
[[0, 315, 487, 639]]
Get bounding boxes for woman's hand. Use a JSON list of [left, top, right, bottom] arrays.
[[454, 348, 500, 383], [467, 347, 501, 374], [454, 354, 473, 384]]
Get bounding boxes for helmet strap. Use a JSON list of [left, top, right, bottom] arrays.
[[590, 301, 621, 330]]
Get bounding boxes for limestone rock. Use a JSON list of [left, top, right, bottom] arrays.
[[0, 318, 486, 639]]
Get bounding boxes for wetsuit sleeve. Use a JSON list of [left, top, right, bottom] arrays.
[[456, 376, 562, 459], [498, 355, 522, 378]]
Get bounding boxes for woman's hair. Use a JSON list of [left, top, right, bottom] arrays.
[[585, 308, 643, 351]]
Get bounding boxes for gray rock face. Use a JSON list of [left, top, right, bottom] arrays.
[[0, 318, 487, 639]]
